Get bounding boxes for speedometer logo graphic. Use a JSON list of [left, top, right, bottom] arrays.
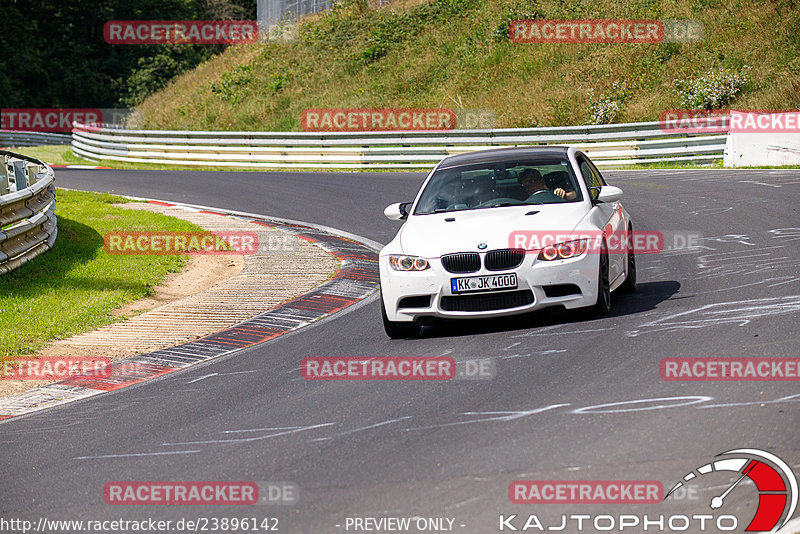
[[665, 448, 798, 532]]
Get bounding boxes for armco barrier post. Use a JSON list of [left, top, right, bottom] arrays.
[[0, 156, 9, 195], [26, 163, 39, 185], [12, 160, 27, 190]]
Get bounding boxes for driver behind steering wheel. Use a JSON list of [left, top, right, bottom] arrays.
[[519, 168, 576, 200]]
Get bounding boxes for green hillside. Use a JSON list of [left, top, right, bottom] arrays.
[[134, 0, 800, 131]]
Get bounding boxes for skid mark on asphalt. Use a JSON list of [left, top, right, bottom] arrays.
[[698, 393, 800, 409], [498, 350, 567, 360], [401, 405, 570, 432], [769, 228, 800, 241], [69, 393, 800, 458], [184, 370, 258, 384], [74, 450, 200, 460], [626, 295, 800, 337], [161, 422, 337, 446], [310, 416, 413, 442], [511, 327, 607, 339], [688, 206, 734, 216]]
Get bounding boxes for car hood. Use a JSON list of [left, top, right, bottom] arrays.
[[398, 204, 589, 257]]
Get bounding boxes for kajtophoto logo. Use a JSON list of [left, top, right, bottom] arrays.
[[665, 449, 798, 532], [501, 449, 797, 531]]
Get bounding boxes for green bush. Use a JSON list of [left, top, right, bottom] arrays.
[[586, 81, 635, 124], [210, 64, 254, 104], [674, 66, 752, 110]]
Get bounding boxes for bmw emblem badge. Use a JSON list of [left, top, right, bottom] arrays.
[[477, 243, 487, 250]]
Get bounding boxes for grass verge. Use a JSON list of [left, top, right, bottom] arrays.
[[0, 189, 202, 359], [2, 145, 86, 167]]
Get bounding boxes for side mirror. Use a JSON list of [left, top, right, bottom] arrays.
[[595, 185, 623, 203], [384, 202, 411, 220]]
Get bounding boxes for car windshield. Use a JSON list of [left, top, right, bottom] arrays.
[[414, 158, 582, 215]]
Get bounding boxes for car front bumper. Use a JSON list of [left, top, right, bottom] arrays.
[[379, 252, 600, 323]]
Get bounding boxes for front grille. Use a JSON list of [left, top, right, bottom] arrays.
[[440, 290, 534, 312], [484, 249, 525, 271], [441, 252, 480, 273]]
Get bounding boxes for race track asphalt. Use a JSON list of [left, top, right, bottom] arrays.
[[2, 167, 798, 533]]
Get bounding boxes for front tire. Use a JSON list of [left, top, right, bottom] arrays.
[[592, 247, 611, 315], [381, 299, 420, 339]]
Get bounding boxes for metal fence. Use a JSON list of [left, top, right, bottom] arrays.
[[0, 151, 57, 275], [1, 130, 71, 148], [257, 0, 393, 36], [72, 119, 728, 169], [258, 0, 332, 32]]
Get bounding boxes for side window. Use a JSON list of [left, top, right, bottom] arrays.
[[579, 160, 594, 186], [585, 158, 607, 187], [577, 156, 598, 200], [578, 154, 605, 200]]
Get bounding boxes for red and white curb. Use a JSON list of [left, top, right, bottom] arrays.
[[0, 199, 382, 421]]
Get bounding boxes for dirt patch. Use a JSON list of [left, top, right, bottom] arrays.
[[113, 254, 244, 319]]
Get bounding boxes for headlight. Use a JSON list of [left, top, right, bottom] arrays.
[[537, 239, 588, 261], [389, 255, 430, 271]]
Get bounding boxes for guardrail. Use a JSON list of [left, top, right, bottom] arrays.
[[1, 130, 71, 148], [72, 119, 729, 169], [0, 150, 57, 275]]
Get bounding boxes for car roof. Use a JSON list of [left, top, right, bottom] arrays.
[[438, 146, 571, 169]]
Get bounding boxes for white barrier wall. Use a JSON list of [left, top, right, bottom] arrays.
[[723, 111, 800, 167]]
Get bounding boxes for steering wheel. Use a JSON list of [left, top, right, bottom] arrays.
[[474, 197, 523, 208], [526, 190, 565, 203]]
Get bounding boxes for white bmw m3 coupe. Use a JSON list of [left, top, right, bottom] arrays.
[[379, 146, 637, 338]]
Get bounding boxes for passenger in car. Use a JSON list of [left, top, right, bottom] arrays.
[[520, 168, 576, 200]]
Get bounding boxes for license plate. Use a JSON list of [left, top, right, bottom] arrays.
[[450, 273, 518, 294]]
